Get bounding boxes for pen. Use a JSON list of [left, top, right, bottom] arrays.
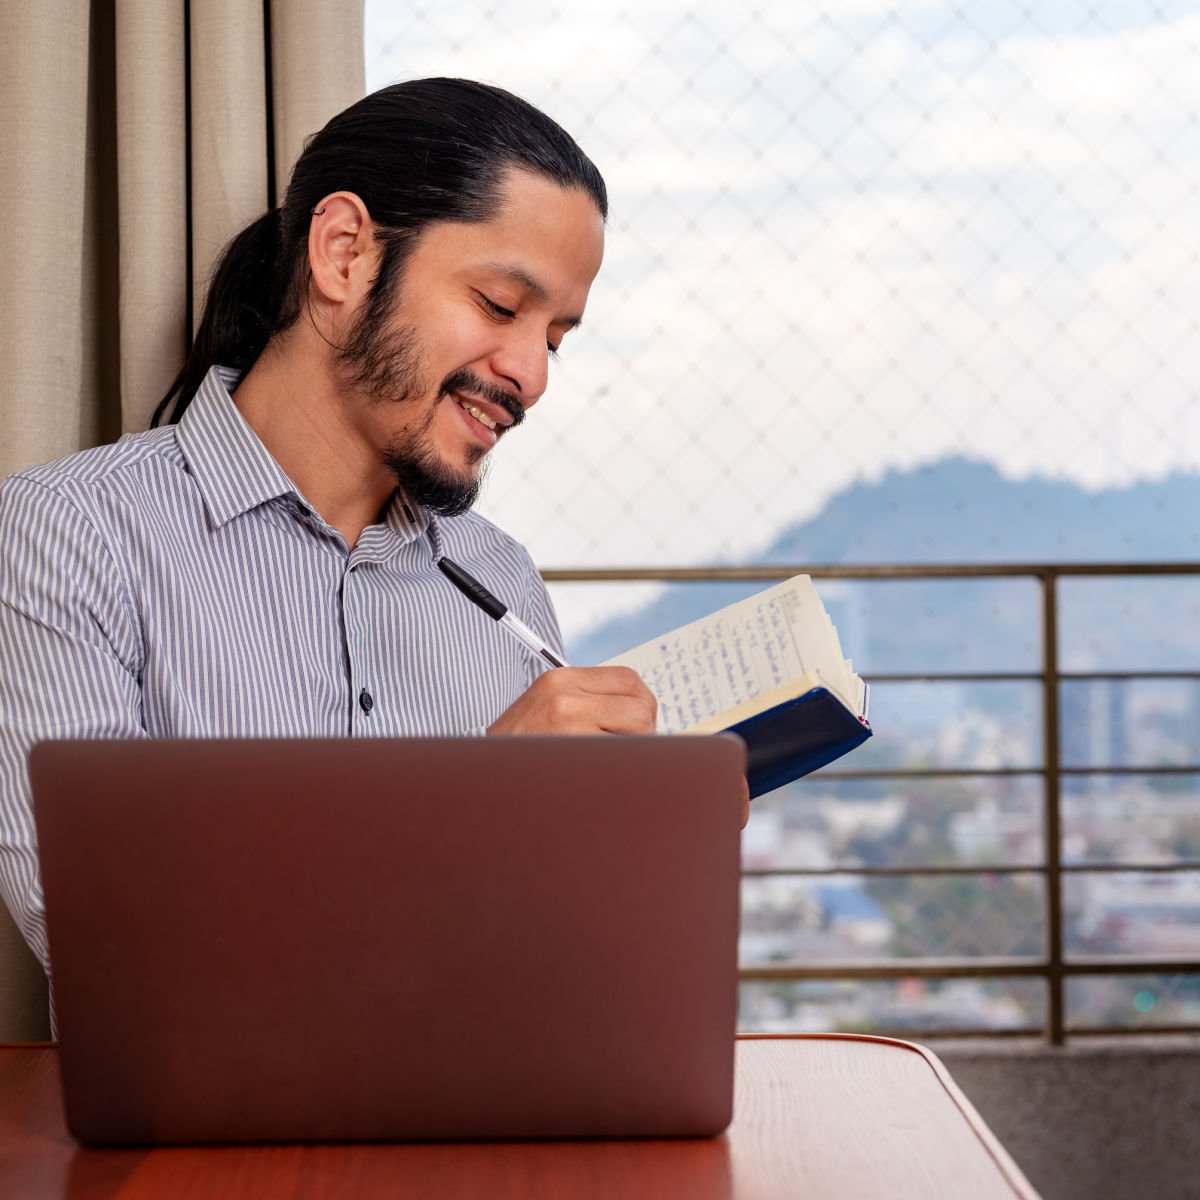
[[437, 556, 570, 668]]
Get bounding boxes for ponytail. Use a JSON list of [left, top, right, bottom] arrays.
[[152, 209, 286, 425]]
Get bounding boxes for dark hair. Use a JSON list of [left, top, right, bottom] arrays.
[[152, 78, 607, 425]]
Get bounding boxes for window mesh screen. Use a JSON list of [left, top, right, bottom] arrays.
[[366, 5, 1200, 573], [364, 5, 1200, 1038]]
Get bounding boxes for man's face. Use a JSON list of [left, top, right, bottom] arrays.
[[338, 167, 606, 515]]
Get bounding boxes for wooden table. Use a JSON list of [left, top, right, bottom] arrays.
[[0, 1034, 1039, 1198]]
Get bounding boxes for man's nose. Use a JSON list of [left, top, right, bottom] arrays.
[[489, 329, 549, 407]]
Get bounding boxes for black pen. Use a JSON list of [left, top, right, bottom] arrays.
[[437, 557, 570, 668]]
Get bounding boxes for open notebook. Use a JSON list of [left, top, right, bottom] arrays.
[[604, 575, 871, 796]]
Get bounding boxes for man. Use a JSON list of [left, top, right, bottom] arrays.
[[2, 78, 750, 979]]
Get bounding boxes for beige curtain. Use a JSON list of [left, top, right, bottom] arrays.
[[0, 0, 364, 1041], [0, 0, 365, 481]]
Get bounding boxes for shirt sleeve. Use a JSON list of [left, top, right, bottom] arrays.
[[0, 474, 146, 973]]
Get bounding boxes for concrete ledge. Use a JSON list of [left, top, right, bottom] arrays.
[[935, 1036, 1200, 1200]]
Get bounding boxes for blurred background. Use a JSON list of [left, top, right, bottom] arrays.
[[367, 1, 1200, 1040]]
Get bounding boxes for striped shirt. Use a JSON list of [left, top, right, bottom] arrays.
[[0, 366, 563, 972]]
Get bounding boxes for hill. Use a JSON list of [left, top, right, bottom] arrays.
[[570, 457, 1200, 674]]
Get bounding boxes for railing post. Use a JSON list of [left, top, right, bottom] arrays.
[[1042, 570, 1065, 1044]]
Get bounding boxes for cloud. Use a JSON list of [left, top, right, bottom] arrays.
[[365, 4, 1200, 571]]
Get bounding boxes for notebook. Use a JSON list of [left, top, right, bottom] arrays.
[[31, 734, 744, 1146]]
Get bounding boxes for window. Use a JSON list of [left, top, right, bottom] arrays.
[[366, 3, 1200, 1039]]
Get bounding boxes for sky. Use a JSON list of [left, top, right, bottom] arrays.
[[364, 2, 1200, 594]]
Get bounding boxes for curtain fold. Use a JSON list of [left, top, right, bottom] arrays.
[[189, 0, 270, 336], [115, 0, 188, 433], [0, 0, 365, 476], [0, 1, 96, 476], [271, 0, 370, 204]]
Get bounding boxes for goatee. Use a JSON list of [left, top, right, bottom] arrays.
[[383, 431, 487, 518], [337, 303, 521, 517]]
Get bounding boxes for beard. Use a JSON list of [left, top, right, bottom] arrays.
[[336, 297, 525, 518]]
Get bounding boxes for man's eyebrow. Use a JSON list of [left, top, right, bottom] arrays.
[[481, 262, 584, 329]]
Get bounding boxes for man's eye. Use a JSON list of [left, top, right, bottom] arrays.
[[481, 296, 516, 319]]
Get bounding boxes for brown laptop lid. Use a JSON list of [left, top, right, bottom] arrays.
[[33, 735, 743, 1145]]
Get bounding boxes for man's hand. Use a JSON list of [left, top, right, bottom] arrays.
[[488, 667, 657, 736]]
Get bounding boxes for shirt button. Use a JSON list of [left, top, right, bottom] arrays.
[[359, 688, 374, 715]]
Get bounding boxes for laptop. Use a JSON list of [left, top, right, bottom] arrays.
[[31, 734, 744, 1146]]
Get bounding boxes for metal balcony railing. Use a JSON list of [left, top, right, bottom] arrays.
[[543, 562, 1200, 1044]]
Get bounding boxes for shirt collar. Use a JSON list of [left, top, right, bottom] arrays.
[[356, 490, 432, 563], [176, 366, 300, 529], [175, 365, 434, 556]]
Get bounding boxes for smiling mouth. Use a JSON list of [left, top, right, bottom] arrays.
[[452, 394, 507, 432]]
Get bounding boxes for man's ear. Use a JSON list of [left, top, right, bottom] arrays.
[[306, 191, 377, 311]]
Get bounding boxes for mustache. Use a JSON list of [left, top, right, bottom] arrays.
[[439, 368, 525, 429]]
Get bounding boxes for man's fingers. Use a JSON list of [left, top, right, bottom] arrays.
[[563, 667, 656, 731], [562, 665, 653, 699], [487, 665, 658, 735], [536, 682, 655, 734], [597, 695, 658, 734]]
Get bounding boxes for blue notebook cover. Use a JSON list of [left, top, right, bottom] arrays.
[[726, 686, 872, 799]]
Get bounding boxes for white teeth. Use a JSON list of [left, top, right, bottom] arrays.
[[455, 397, 497, 430]]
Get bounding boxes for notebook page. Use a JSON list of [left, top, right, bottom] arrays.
[[603, 576, 846, 733]]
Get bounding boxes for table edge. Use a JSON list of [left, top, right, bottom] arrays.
[[738, 1033, 1040, 1199], [1, 1038, 1041, 1198]]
